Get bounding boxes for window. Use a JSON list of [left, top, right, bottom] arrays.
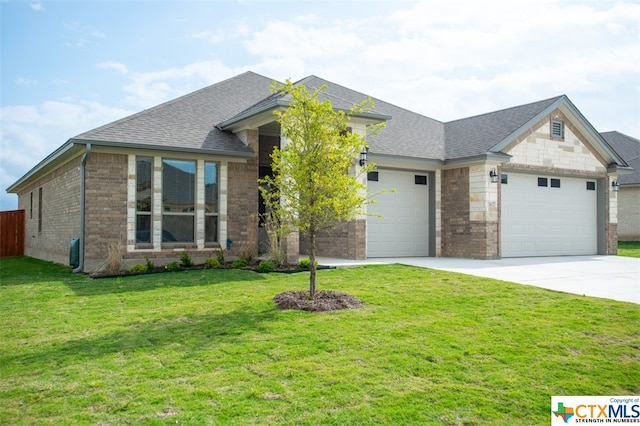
[[538, 177, 548, 187], [415, 175, 427, 185], [162, 159, 195, 242], [30, 192, 33, 219], [551, 120, 564, 139], [135, 157, 152, 243], [550, 178, 561, 188], [501, 174, 508, 184], [204, 161, 219, 243], [367, 171, 379, 182], [586, 181, 596, 191], [38, 187, 43, 234]]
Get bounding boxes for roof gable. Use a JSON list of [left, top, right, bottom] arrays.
[[444, 95, 628, 168], [444, 96, 562, 159], [221, 75, 446, 160]]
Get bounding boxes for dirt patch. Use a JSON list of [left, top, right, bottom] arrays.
[[273, 290, 364, 312]]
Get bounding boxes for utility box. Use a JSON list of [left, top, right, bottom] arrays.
[[69, 238, 80, 268]]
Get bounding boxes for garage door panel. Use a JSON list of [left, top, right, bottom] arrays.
[[367, 170, 429, 257], [501, 173, 597, 257]]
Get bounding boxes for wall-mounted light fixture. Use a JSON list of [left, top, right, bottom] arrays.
[[489, 168, 499, 183], [612, 180, 620, 192], [359, 146, 369, 167]]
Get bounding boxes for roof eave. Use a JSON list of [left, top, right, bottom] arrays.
[[444, 152, 512, 167], [217, 99, 287, 131], [69, 138, 256, 158], [6, 140, 80, 194], [218, 99, 391, 132], [608, 165, 635, 175]]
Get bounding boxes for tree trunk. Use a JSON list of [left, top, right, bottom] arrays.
[[309, 232, 316, 298]]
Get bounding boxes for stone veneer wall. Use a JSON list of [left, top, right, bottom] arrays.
[[17, 156, 82, 265], [301, 219, 367, 260]]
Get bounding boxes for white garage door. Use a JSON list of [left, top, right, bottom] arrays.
[[501, 173, 597, 257], [367, 170, 429, 257]]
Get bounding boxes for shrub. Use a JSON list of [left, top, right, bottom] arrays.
[[204, 258, 220, 269], [165, 261, 180, 272], [231, 259, 248, 269], [238, 214, 258, 262], [145, 257, 155, 272], [257, 260, 275, 272], [128, 264, 148, 274], [298, 258, 318, 269], [179, 251, 194, 267], [102, 239, 124, 274], [215, 248, 225, 264]]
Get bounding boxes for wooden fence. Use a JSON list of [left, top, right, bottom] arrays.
[[0, 210, 25, 258]]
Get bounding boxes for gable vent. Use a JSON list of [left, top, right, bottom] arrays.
[[551, 120, 564, 139]]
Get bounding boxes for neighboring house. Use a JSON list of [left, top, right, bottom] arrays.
[[600, 131, 640, 241], [6, 71, 631, 272]]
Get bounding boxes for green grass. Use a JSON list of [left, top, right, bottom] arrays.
[[1, 256, 638, 425], [618, 241, 640, 258]]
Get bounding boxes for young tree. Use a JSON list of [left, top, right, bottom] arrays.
[[259, 80, 384, 297]]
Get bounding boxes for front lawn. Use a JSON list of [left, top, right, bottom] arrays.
[[1, 257, 638, 425], [619, 241, 640, 258]]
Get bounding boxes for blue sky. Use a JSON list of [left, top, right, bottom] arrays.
[[1, 0, 639, 209]]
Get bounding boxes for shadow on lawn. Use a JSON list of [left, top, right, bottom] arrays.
[[65, 269, 266, 296], [2, 306, 279, 369]]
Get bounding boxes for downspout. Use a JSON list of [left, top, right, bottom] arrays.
[[73, 143, 91, 273]]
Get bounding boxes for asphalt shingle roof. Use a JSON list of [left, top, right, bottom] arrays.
[[444, 96, 563, 159], [73, 71, 275, 155], [600, 131, 640, 184], [230, 75, 446, 160]]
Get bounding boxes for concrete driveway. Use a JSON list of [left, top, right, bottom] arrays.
[[318, 255, 640, 304]]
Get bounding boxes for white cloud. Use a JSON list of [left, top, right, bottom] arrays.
[[97, 61, 128, 74], [30, 2, 44, 12], [246, 20, 363, 60], [0, 100, 133, 209], [15, 77, 37, 86], [188, 30, 224, 44], [121, 60, 240, 108]]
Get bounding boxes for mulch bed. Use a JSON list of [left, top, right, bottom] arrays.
[[273, 290, 364, 312]]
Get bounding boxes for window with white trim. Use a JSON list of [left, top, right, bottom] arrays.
[[135, 157, 152, 243], [204, 161, 219, 243], [162, 159, 195, 243]]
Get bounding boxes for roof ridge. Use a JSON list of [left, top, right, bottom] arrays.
[[74, 71, 270, 139], [445, 94, 566, 124], [299, 75, 443, 122]]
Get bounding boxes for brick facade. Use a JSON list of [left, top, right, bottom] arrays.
[[441, 168, 471, 257], [302, 219, 367, 260], [17, 156, 82, 265], [227, 129, 260, 258], [84, 152, 128, 271], [617, 187, 640, 241], [441, 167, 500, 259]]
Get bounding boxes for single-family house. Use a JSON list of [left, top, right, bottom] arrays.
[[600, 131, 640, 241], [6, 71, 631, 272]]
